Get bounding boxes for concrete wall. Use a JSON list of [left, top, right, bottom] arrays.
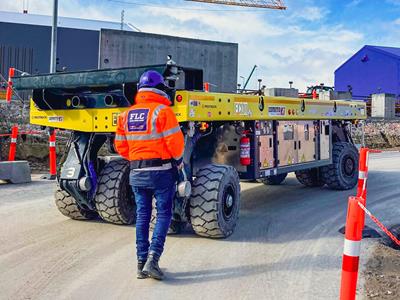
[[371, 93, 396, 119], [99, 29, 238, 93], [335, 46, 400, 99]]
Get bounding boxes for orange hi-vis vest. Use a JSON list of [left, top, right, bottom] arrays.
[[114, 89, 184, 166]]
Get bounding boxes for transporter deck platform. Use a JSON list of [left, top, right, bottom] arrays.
[[28, 93, 366, 132]]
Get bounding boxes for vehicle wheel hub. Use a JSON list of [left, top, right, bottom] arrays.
[[343, 156, 355, 177]]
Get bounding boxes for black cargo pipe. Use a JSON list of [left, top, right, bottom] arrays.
[[104, 94, 116, 107], [71, 95, 85, 108]]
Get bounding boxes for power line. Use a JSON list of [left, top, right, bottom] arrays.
[[107, 0, 272, 12]]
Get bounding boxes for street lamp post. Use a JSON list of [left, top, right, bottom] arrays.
[[50, 0, 58, 73]]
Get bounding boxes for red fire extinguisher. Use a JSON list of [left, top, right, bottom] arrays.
[[240, 131, 251, 166]]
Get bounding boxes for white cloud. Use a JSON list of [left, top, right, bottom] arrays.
[[346, 0, 363, 7], [132, 5, 363, 90], [1, 0, 365, 91], [294, 6, 329, 21]]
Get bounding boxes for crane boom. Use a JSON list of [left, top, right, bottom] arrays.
[[184, 0, 286, 9]]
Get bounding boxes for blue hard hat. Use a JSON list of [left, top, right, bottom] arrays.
[[138, 70, 166, 90]]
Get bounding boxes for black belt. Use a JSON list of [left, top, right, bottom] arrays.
[[130, 159, 171, 169]]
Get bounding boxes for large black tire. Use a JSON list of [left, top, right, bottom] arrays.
[[55, 187, 98, 220], [190, 164, 240, 238], [95, 159, 136, 225], [321, 142, 359, 190], [262, 173, 287, 185], [295, 168, 325, 187]]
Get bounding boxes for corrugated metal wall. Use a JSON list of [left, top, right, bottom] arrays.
[[0, 22, 99, 82], [0, 22, 51, 80], [0, 45, 34, 78]]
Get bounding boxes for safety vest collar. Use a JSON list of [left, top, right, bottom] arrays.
[[135, 90, 171, 106]]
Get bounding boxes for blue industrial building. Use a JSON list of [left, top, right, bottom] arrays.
[[335, 45, 400, 99]]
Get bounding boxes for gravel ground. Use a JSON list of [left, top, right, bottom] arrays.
[[0, 152, 399, 300], [364, 243, 400, 299]]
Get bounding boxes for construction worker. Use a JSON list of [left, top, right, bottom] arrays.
[[114, 70, 184, 280]]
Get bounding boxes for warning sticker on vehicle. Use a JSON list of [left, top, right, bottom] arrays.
[[234, 102, 251, 116], [189, 100, 200, 107], [268, 106, 286, 116], [112, 113, 120, 126], [48, 116, 64, 122]]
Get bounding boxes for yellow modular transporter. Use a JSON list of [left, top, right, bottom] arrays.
[[12, 62, 366, 238]]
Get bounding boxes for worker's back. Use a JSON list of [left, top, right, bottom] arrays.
[[114, 67, 184, 167], [115, 88, 184, 164]]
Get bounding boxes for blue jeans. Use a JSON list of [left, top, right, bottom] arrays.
[[130, 169, 176, 261]]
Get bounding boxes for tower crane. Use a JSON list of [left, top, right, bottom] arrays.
[[184, 0, 286, 9]]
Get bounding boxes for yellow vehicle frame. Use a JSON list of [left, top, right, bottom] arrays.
[[30, 91, 366, 132]]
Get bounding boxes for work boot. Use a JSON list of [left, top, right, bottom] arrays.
[[142, 251, 164, 280], [137, 260, 147, 279]]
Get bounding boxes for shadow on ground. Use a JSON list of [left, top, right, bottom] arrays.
[[161, 254, 339, 285]]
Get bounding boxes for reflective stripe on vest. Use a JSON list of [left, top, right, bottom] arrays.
[[132, 162, 172, 171], [151, 104, 166, 134], [115, 125, 181, 141]]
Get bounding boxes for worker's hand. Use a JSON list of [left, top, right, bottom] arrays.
[[177, 162, 184, 170]]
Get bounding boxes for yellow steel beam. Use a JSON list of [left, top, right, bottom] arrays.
[[174, 91, 366, 122], [30, 92, 366, 133]]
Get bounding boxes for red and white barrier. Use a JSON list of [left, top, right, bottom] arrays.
[[312, 89, 317, 99], [340, 196, 364, 300], [8, 125, 18, 161], [356, 148, 369, 201], [339, 147, 387, 300], [358, 201, 400, 247], [5, 68, 15, 103], [356, 148, 369, 229], [1, 126, 57, 180], [203, 82, 210, 93], [48, 130, 57, 179]]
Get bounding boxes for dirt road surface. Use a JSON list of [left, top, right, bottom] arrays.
[[1, 152, 399, 300]]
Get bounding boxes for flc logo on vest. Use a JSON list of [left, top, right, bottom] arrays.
[[127, 109, 149, 132]]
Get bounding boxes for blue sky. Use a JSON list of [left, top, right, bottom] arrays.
[[3, 0, 400, 90]]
